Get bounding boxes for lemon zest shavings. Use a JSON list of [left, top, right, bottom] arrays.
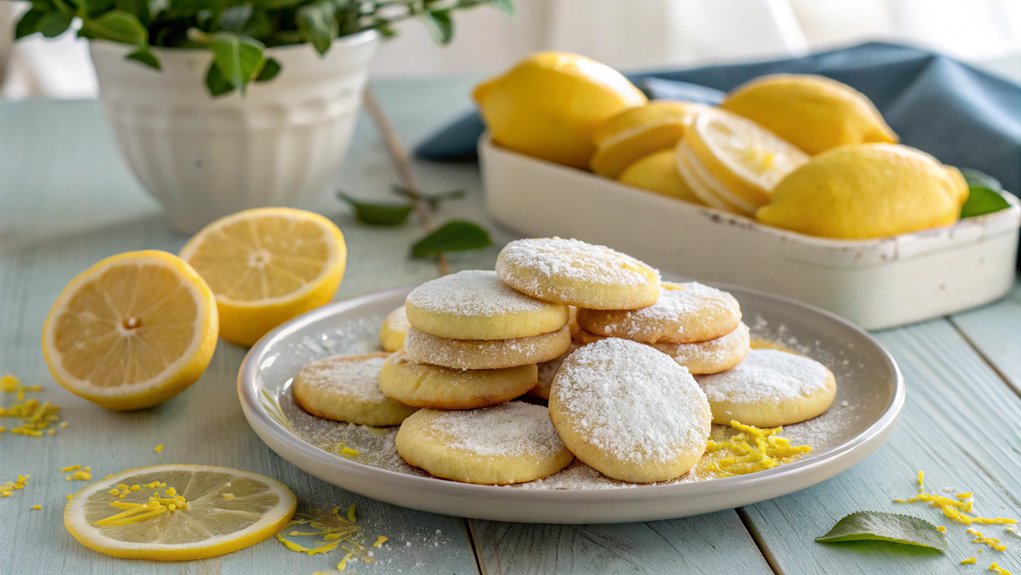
[[153, 444, 164, 453], [937, 525, 947, 533], [894, 471, 1018, 527], [276, 504, 383, 571], [988, 562, 1012, 575], [372, 535, 388, 548], [94, 483, 187, 527], [0, 375, 62, 437], [1, 474, 30, 497], [696, 420, 811, 477], [62, 465, 92, 481], [962, 557, 978, 565], [31, 504, 41, 510], [968, 528, 1008, 553], [336, 551, 354, 571]]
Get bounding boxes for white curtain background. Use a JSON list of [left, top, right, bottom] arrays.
[[2, 0, 1020, 99]]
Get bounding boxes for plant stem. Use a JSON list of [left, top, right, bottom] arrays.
[[363, 87, 451, 276]]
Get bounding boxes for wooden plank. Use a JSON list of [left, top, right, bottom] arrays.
[[470, 514, 774, 575], [0, 96, 480, 575], [741, 319, 1021, 575], [950, 282, 1021, 395]]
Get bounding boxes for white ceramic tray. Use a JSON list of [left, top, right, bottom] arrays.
[[238, 283, 904, 524], [480, 137, 1021, 330]]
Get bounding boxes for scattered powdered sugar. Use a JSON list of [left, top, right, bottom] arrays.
[[297, 355, 388, 402], [426, 402, 566, 458], [406, 270, 553, 317], [553, 338, 710, 464], [696, 349, 831, 403], [496, 237, 659, 290]]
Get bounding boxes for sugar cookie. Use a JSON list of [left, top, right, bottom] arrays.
[[549, 338, 711, 483], [405, 270, 568, 340], [293, 353, 418, 426], [395, 403, 574, 485], [578, 281, 741, 343], [652, 323, 750, 375], [531, 344, 578, 400], [379, 306, 410, 352], [496, 237, 661, 310], [696, 349, 836, 427], [379, 351, 537, 409], [404, 326, 571, 370]]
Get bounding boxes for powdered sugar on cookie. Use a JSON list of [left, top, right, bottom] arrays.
[[297, 355, 388, 402], [697, 349, 831, 403], [407, 270, 555, 317], [428, 402, 566, 458]]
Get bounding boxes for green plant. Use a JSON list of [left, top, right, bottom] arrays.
[[13, 0, 513, 96]]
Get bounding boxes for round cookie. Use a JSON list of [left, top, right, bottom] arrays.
[[379, 306, 410, 352], [577, 281, 742, 343], [292, 353, 418, 426], [395, 403, 574, 485], [549, 338, 712, 483], [496, 237, 661, 310], [696, 349, 836, 427], [652, 323, 751, 375], [379, 351, 537, 409], [404, 326, 571, 370], [405, 270, 568, 340], [530, 344, 578, 400]]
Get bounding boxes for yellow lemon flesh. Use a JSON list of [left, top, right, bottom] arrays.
[[590, 101, 707, 178], [473, 52, 647, 169], [757, 143, 969, 239], [619, 149, 704, 205], [721, 74, 898, 154], [681, 108, 809, 215], [181, 207, 346, 347], [64, 464, 296, 561], [42, 250, 218, 411]]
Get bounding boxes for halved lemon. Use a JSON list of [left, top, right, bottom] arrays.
[[64, 464, 297, 561], [684, 108, 808, 211], [180, 208, 347, 347], [590, 101, 706, 178], [42, 250, 218, 410]]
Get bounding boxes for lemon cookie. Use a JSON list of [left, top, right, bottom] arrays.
[[379, 351, 537, 409], [578, 281, 741, 343], [652, 322, 750, 375], [696, 349, 836, 427], [379, 306, 410, 352], [292, 353, 418, 426], [496, 237, 661, 310], [404, 326, 571, 370], [531, 344, 578, 400], [405, 270, 568, 341], [549, 338, 711, 483], [395, 403, 575, 484]]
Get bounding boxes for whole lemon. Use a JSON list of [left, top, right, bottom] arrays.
[[618, 149, 703, 205], [757, 144, 968, 239], [473, 52, 647, 169], [721, 74, 897, 154]]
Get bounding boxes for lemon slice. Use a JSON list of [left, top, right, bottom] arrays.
[[685, 108, 808, 210], [42, 250, 218, 411], [64, 464, 296, 561], [618, 149, 703, 205], [590, 101, 707, 178], [180, 208, 347, 347]]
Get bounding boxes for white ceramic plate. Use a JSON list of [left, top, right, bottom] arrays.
[[238, 283, 904, 524]]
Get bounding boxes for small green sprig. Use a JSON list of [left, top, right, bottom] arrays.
[[13, 0, 514, 96]]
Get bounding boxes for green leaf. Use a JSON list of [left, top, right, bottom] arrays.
[[14, 9, 46, 39], [960, 168, 1003, 192], [209, 32, 265, 94], [255, 57, 281, 82], [125, 47, 161, 69], [421, 9, 453, 44], [218, 5, 254, 32], [411, 220, 492, 258], [489, 0, 515, 16], [39, 11, 74, 38], [204, 64, 235, 97], [296, 1, 337, 55], [816, 512, 947, 551], [79, 10, 148, 45], [391, 185, 466, 211], [961, 187, 1011, 218], [338, 192, 414, 226]]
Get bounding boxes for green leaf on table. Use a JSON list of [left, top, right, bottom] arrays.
[[421, 9, 453, 44], [961, 187, 1011, 218], [338, 192, 414, 226], [79, 10, 148, 45], [815, 511, 947, 551], [209, 32, 265, 94], [14, 9, 45, 39], [391, 185, 466, 211], [411, 220, 492, 258], [960, 168, 1003, 192], [39, 11, 74, 38], [126, 47, 161, 70]]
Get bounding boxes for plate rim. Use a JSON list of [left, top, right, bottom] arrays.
[[238, 282, 905, 504]]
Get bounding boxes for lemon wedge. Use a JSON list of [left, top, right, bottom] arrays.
[[180, 207, 347, 347], [682, 108, 809, 214], [64, 464, 296, 561], [42, 250, 218, 411], [590, 101, 706, 178]]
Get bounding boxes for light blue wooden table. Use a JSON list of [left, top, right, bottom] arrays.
[[1, 78, 1020, 575]]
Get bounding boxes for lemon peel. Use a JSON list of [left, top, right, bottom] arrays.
[[276, 504, 386, 571], [696, 420, 811, 478], [894, 470, 1017, 527]]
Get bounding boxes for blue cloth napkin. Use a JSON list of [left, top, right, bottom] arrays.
[[415, 42, 1021, 198]]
